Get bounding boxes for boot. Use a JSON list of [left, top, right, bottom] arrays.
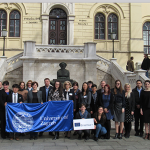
[[148, 134, 150, 140], [52, 132, 58, 140], [114, 133, 118, 139], [144, 133, 148, 140], [119, 133, 122, 139]]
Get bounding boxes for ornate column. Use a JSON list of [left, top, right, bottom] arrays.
[[41, 14, 49, 45]]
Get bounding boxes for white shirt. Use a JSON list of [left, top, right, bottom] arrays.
[[13, 93, 18, 103], [65, 89, 70, 100], [28, 87, 32, 91]]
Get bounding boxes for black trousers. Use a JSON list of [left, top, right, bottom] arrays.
[[134, 107, 144, 133], [105, 120, 111, 139], [124, 122, 131, 135], [0, 111, 7, 138], [77, 130, 90, 137]]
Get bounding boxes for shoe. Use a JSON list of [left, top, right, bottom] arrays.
[[94, 137, 98, 141], [148, 134, 150, 140], [78, 135, 81, 140], [114, 133, 118, 139], [52, 136, 57, 140], [9, 138, 13, 140], [135, 132, 139, 136], [49, 132, 54, 136], [39, 132, 43, 137], [118, 133, 122, 139], [124, 133, 127, 137], [15, 138, 19, 141], [140, 132, 143, 137], [144, 133, 148, 140]]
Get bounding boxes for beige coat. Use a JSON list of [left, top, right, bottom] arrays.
[[127, 60, 134, 72]]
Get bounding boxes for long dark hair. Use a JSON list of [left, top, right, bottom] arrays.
[[82, 82, 89, 95], [114, 79, 123, 94], [52, 80, 63, 97], [96, 106, 106, 120]]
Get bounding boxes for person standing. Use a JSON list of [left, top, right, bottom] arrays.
[[18, 82, 28, 102], [26, 80, 33, 91], [39, 78, 53, 137], [132, 80, 144, 137], [78, 82, 91, 113], [127, 57, 134, 72], [5, 84, 23, 141], [141, 54, 150, 78], [63, 81, 76, 138], [93, 107, 107, 141], [124, 83, 135, 138], [87, 81, 93, 92], [26, 81, 43, 140], [112, 80, 125, 139], [140, 80, 150, 140], [99, 84, 114, 139], [48, 80, 65, 140]]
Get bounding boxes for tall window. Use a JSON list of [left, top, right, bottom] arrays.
[[143, 22, 150, 54], [108, 13, 118, 40], [95, 13, 105, 39], [9, 10, 20, 37], [0, 10, 7, 37]]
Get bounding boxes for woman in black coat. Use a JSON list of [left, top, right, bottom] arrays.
[[78, 82, 91, 113], [124, 83, 135, 138]]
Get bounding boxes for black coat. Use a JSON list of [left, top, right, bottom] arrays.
[[141, 57, 150, 70], [75, 111, 91, 119], [96, 89, 103, 105], [39, 86, 53, 102], [63, 89, 76, 109], [94, 112, 106, 127], [0, 89, 12, 111], [132, 87, 144, 106], [125, 92, 135, 112], [99, 93, 114, 115], [90, 93, 98, 113], [6, 93, 23, 103]]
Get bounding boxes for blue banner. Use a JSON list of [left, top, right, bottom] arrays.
[[6, 101, 73, 133]]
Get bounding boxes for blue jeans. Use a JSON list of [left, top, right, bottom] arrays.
[[95, 124, 107, 138], [146, 71, 149, 78]]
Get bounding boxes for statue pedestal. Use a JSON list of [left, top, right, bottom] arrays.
[[51, 79, 75, 86]]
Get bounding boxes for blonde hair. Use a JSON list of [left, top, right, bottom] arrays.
[[63, 81, 72, 89], [124, 83, 132, 98]]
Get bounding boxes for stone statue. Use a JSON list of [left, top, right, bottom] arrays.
[[57, 62, 70, 80], [51, 62, 75, 86]]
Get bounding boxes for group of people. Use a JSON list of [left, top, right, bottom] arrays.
[[0, 78, 150, 142], [127, 54, 150, 78]]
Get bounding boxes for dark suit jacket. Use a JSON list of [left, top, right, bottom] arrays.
[[6, 93, 23, 103], [0, 89, 12, 111], [63, 89, 76, 109], [90, 93, 98, 113], [39, 86, 53, 102], [125, 92, 135, 112], [26, 91, 43, 103]]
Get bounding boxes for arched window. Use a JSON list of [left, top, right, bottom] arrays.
[[108, 13, 118, 40], [143, 22, 150, 54], [95, 13, 105, 39], [0, 10, 7, 37], [9, 10, 20, 37]]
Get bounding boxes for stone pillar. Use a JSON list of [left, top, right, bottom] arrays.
[[135, 69, 147, 80], [68, 15, 75, 45], [23, 60, 35, 84], [84, 42, 97, 58], [23, 41, 36, 56], [41, 14, 49, 45]]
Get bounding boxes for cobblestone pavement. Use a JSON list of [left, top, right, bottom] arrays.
[[0, 129, 150, 150]]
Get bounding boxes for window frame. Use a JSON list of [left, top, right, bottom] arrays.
[[9, 10, 20, 37], [94, 12, 105, 40], [0, 9, 7, 37], [107, 13, 118, 40]]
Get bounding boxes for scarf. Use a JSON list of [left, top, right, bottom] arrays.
[[79, 110, 88, 119]]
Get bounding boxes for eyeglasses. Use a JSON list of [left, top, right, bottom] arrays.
[[116, 83, 120, 85]]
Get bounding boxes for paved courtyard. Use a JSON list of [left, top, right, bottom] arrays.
[[0, 129, 150, 150]]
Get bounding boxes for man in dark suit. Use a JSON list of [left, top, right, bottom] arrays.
[[5, 84, 23, 141], [39, 78, 53, 137]]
